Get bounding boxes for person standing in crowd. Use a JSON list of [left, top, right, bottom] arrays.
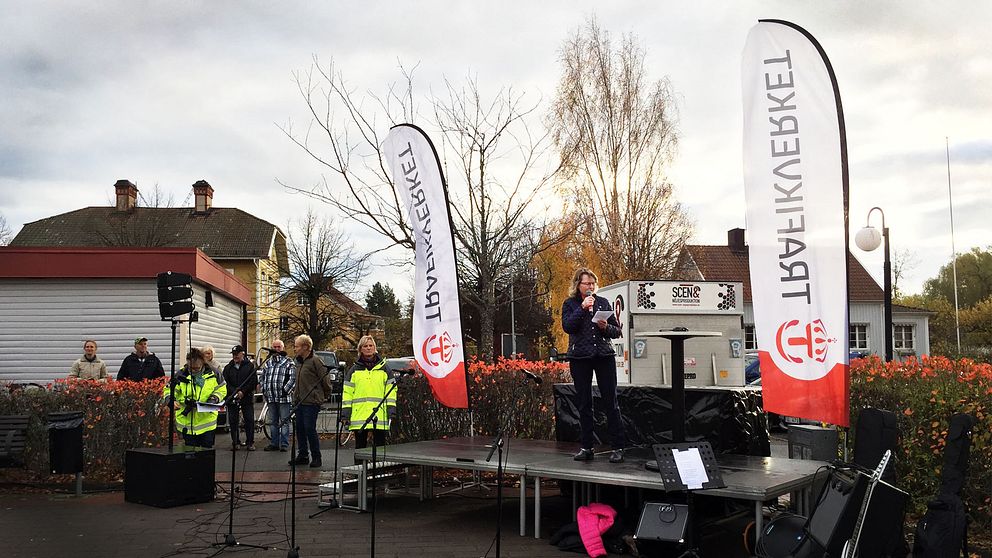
[[561, 268, 626, 464], [164, 348, 227, 448], [69, 340, 108, 381], [201, 346, 221, 374], [342, 336, 396, 458], [117, 337, 165, 381], [289, 335, 330, 468], [259, 340, 294, 452], [223, 345, 257, 450]]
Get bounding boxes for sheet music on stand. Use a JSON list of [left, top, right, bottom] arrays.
[[652, 442, 726, 491]]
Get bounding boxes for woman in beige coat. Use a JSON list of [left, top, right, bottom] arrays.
[[69, 340, 108, 381]]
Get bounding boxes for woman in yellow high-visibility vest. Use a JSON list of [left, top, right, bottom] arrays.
[[341, 336, 395, 453]]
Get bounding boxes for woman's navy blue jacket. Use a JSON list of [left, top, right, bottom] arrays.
[[561, 294, 622, 359]]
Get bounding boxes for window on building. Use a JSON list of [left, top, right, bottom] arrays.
[[849, 324, 869, 351], [296, 294, 306, 306], [744, 325, 757, 351], [279, 316, 289, 332], [894, 324, 914, 350]]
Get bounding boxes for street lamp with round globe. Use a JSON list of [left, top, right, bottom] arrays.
[[856, 207, 892, 362]]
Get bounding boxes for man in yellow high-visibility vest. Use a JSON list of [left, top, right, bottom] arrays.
[[164, 347, 227, 448]]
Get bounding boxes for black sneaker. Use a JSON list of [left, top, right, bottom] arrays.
[[573, 448, 594, 461], [309, 461, 322, 468], [263, 445, 279, 452], [609, 449, 624, 464], [288, 456, 309, 466]]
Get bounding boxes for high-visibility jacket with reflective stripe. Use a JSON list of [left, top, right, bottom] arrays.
[[342, 357, 395, 431], [163, 367, 228, 435]]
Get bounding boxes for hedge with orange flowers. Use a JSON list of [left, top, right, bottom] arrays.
[[394, 357, 571, 443], [851, 354, 991, 525], [0, 378, 168, 481]]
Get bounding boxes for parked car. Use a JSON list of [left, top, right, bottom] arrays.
[[315, 350, 342, 396]]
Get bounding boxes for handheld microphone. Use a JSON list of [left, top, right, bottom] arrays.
[[585, 289, 595, 315], [261, 347, 287, 356], [520, 370, 543, 385]]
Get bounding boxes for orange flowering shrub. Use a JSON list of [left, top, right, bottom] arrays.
[[851, 354, 991, 524], [0, 378, 168, 481], [394, 357, 571, 443]]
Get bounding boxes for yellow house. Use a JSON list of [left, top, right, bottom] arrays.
[[11, 179, 288, 356], [278, 283, 385, 362]]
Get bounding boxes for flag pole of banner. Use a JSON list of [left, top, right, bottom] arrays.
[[741, 20, 851, 426], [383, 123, 469, 409]]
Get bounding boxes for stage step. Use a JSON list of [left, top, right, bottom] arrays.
[[317, 461, 410, 510]]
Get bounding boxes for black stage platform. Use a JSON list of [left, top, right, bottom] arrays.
[[354, 437, 828, 538]]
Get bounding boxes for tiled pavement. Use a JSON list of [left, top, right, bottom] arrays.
[[1, 433, 791, 557], [1, 434, 577, 558]]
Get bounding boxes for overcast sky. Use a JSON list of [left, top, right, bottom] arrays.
[[1, 1, 989, 301]]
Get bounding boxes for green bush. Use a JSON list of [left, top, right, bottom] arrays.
[[394, 357, 571, 442], [0, 378, 168, 481], [851, 354, 991, 526]]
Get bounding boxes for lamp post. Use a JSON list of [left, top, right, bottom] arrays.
[[855, 207, 893, 362]]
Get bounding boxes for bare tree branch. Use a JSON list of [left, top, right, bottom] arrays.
[[547, 17, 692, 278], [256, 207, 373, 350], [280, 63, 565, 359], [0, 213, 12, 246]]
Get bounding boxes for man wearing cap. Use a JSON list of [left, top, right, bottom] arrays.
[[117, 337, 166, 381], [223, 345, 258, 450]]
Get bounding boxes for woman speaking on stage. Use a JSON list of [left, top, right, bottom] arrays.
[[561, 268, 626, 463]]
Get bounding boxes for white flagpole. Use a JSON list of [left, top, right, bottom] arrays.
[[945, 137, 962, 354]]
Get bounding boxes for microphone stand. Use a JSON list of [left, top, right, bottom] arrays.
[[252, 350, 273, 443], [310, 362, 345, 518], [211, 364, 266, 555], [279, 357, 333, 558], [485, 372, 532, 558], [211, 400, 268, 557], [354, 374, 403, 558]]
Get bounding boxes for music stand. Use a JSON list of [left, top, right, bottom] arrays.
[[650, 441, 725, 558]]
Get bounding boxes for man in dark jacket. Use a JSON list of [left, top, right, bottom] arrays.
[[562, 268, 626, 463], [117, 337, 165, 381], [223, 345, 258, 450]]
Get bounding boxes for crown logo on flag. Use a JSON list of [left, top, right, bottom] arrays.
[[421, 331, 457, 367], [775, 318, 836, 364]]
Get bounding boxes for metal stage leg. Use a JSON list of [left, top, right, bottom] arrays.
[[534, 475, 541, 539], [755, 501, 763, 538], [572, 481, 577, 518], [519, 474, 526, 537], [360, 460, 368, 512], [419, 465, 425, 501]]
